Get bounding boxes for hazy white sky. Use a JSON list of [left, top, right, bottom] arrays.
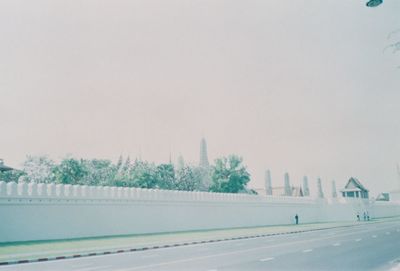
[[1, 0, 399, 195]]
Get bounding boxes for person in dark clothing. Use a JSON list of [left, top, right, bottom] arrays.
[[357, 213, 360, 221], [295, 214, 299, 225]]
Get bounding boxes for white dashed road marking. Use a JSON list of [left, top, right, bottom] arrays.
[[303, 249, 313, 253], [355, 238, 362, 242], [386, 232, 391, 235], [333, 243, 341, 247], [372, 235, 377, 238], [71, 264, 92, 268], [234, 243, 244, 247], [141, 254, 158, 259], [115, 230, 386, 271], [260, 257, 274, 262], [74, 267, 101, 271]]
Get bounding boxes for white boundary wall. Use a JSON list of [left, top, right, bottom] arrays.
[[0, 181, 399, 243]]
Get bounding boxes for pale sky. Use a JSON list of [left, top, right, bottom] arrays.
[[1, 0, 399, 196]]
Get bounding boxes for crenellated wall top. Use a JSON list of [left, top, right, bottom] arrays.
[[0, 181, 316, 204]]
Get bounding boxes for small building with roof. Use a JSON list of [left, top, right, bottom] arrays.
[[376, 192, 390, 201], [340, 177, 369, 199]]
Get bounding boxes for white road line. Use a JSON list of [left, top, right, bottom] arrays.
[[332, 243, 341, 247], [73, 267, 100, 271], [325, 233, 336, 236], [355, 238, 362, 242], [303, 249, 313, 253], [372, 235, 377, 238], [386, 232, 391, 235], [91, 265, 113, 271], [234, 243, 244, 247], [260, 257, 274, 262], [141, 254, 158, 259], [45, 225, 394, 271], [123, 235, 328, 271], [71, 264, 92, 268], [206, 269, 218, 271]]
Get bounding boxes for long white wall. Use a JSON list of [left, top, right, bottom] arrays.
[[0, 181, 399, 243]]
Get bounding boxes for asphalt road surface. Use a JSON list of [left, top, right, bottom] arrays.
[[1, 220, 400, 271]]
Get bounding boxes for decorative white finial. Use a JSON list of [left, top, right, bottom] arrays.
[[265, 170, 272, 196]]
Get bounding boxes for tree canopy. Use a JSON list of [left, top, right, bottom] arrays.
[[0, 154, 253, 194], [209, 155, 250, 193]]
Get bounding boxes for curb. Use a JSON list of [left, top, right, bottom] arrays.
[[0, 223, 363, 266]]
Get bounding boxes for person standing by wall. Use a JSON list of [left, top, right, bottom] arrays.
[[295, 214, 299, 225]]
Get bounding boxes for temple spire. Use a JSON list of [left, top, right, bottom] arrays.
[[331, 180, 337, 198], [317, 177, 324, 198], [265, 170, 272, 196], [303, 176, 310, 196], [199, 138, 209, 167], [284, 172, 292, 196]]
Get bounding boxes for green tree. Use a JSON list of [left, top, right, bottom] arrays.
[[128, 160, 158, 188], [209, 155, 250, 193], [53, 158, 87, 185], [122, 157, 131, 173], [113, 157, 131, 187], [176, 166, 202, 191], [156, 163, 176, 189], [0, 170, 25, 183], [81, 159, 116, 186], [193, 166, 212, 191], [22, 155, 56, 183], [116, 155, 124, 171]]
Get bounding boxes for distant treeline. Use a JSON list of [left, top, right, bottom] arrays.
[[0, 155, 254, 194]]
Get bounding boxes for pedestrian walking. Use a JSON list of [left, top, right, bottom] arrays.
[[295, 214, 299, 225]]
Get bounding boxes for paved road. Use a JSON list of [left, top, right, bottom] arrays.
[[1, 220, 400, 271]]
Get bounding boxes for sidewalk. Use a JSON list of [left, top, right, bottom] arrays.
[[0, 218, 394, 265]]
